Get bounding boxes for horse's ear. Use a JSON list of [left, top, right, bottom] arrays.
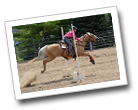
[[86, 32, 90, 35]]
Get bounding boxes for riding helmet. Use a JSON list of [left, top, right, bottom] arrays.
[[72, 26, 77, 29]]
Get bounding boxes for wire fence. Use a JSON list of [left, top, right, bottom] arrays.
[[15, 30, 115, 61]]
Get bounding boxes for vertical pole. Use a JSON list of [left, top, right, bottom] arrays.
[[33, 39, 37, 57], [15, 46, 18, 62], [34, 42, 36, 57], [61, 27, 68, 69], [90, 42, 93, 50], [71, 24, 81, 80]]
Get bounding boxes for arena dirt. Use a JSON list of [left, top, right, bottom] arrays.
[[17, 47, 120, 94]]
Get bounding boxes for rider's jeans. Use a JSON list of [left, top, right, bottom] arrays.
[[63, 37, 72, 54]]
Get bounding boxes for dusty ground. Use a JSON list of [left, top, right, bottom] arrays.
[[17, 47, 120, 94]]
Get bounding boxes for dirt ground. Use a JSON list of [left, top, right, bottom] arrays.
[[17, 47, 120, 94]]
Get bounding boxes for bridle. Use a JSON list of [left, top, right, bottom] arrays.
[[81, 33, 95, 42], [87, 33, 95, 40], [76, 33, 95, 47]]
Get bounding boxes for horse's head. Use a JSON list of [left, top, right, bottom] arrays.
[[86, 32, 99, 42]]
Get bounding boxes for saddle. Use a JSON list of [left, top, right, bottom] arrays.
[[60, 39, 76, 58]]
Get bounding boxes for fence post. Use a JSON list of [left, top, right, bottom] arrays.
[[61, 27, 68, 70], [89, 42, 93, 50], [33, 39, 37, 57], [15, 46, 18, 62]]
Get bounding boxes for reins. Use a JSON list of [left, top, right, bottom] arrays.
[[61, 33, 95, 48], [76, 33, 96, 47]]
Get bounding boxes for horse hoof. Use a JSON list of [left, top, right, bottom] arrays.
[[41, 71, 44, 74], [90, 60, 95, 64], [92, 61, 95, 64]]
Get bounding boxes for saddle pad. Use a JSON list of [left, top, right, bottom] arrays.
[[62, 45, 66, 48]]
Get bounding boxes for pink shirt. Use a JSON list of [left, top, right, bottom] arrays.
[[64, 31, 80, 41]]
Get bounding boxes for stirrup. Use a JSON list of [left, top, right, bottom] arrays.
[[69, 53, 74, 56], [73, 54, 76, 60]]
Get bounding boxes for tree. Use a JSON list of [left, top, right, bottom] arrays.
[[13, 13, 113, 61], [72, 13, 113, 37]]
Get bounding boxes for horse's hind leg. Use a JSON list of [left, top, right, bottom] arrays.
[[41, 57, 55, 73]]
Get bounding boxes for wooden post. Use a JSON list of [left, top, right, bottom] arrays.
[[33, 39, 37, 57], [61, 27, 68, 70], [89, 42, 93, 50], [15, 46, 18, 62]]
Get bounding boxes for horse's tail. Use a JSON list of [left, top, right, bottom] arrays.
[[28, 45, 48, 64], [28, 57, 39, 64]]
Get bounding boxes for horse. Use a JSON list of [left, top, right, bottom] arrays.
[[28, 32, 99, 73]]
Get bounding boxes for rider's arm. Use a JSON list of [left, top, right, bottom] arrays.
[[73, 31, 80, 41]]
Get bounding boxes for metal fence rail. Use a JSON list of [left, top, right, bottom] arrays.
[[15, 30, 115, 61]]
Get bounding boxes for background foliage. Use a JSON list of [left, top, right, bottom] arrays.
[[12, 13, 113, 61]]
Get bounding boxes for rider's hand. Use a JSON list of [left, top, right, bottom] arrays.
[[80, 39, 83, 41]]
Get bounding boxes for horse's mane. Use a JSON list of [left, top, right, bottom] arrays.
[[79, 34, 87, 39], [79, 32, 93, 39]]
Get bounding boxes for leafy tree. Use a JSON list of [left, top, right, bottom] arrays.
[[13, 13, 113, 61], [72, 13, 113, 37]]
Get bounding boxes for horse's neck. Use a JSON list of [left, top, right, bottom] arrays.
[[85, 35, 90, 41], [81, 34, 89, 42], [80, 34, 89, 42], [77, 40, 87, 46]]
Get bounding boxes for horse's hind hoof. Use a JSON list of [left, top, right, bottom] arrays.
[[92, 61, 95, 64], [90, 60, 95, 64]]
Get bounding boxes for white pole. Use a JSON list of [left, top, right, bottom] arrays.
[[61, 27, 68, 69], [71, 24, 81, 80]]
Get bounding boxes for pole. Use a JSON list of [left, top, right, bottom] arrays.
[[33, 39, 37, 57], [71, 24, 81, 80], [61, 27, 68, 69], [90, 42, 93, 50]]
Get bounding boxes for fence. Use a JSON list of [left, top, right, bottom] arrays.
[[15, 30, 115, 61], [85, 30, 115, 50]]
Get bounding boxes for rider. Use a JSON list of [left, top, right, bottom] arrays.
[[64, 26, 80, 56]]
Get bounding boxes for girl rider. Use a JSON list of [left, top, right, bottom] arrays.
[[64, 26, 81, 56]]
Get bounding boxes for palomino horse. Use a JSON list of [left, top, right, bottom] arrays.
[[28, 32, 99, 73]]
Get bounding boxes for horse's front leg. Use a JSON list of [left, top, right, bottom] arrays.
[[79, 52, 95, 64]]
